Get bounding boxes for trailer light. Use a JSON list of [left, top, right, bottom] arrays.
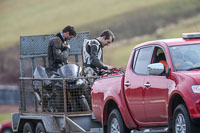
[[182, 32, 200, 39], [191, 85, 200, 93]]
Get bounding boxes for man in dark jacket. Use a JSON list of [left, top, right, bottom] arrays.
[[48, 26, 76, 71], [82, 30, 115, 76]]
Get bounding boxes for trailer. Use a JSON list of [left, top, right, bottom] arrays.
[[11, 32, 102, 133]]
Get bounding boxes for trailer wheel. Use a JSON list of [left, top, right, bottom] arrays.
[[35, 122, 46, 133], [23, 122, 35, 133], [107, 109, 130, 133]]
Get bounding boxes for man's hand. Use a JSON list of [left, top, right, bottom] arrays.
[[64, 43, 70, 49], [107, 65, 115, 69]]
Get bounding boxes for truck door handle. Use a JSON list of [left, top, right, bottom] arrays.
[[124, 82, 131, 86], [144, 83, 151, 87]]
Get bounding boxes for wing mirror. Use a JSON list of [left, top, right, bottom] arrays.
[[147, 63, 165, 75]]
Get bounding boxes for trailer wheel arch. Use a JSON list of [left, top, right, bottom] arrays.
[[17, 119, 40, 132]]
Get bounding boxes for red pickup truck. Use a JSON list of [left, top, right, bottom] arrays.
[[91, 33, 200, 133]]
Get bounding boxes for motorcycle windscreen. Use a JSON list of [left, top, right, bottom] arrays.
[[33, 66, 51, 86], [57, 64, 80, 78]]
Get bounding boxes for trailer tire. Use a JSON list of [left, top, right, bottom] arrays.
[[35, 122, 46, 133], [107, 109, 130, 133], [23, 122, 35, 133]]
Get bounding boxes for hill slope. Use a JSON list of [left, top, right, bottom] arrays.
[[0, 0, 163, 49], [104, 14, 200, 67], [1, 0, 200, 49]]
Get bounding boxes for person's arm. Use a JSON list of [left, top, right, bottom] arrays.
[[90, 42, 108, 70]]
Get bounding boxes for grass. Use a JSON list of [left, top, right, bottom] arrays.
[[0, 114, 11, 123], [0, 0, 163, 49], [104, 14, 200, 67], [1, 0, 200, 49], [80, 0, 200, 40]]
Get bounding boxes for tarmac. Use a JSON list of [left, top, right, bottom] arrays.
[[89, 128, 168, 133]]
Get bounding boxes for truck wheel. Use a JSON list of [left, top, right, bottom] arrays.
[[23, 122, 35, 133], [107, 109, 130, 133], [2, 128, 13, 133], [172, 104, 200, 133], [35, 122, 46, 133]]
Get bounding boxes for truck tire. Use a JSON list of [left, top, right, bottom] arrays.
[[2, 128, 13, 133], [172, 104, 200, 133], [107, 109, 130, 133], [35, 122, 46, 133], [23, 122, 35, 133]]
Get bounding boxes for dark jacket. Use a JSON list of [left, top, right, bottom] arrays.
[[48, 32, 70, 71], [82, 39, 108, 71]]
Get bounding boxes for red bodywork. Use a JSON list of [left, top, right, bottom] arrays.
[[91, 37, 200, 129], [0, 121, 12, 133]]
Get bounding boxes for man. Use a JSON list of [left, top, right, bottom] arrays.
[[82, 30, 115, 76], [48, 26, 76, 71], [82, 30, 115, 108]]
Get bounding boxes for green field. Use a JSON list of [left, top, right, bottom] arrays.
[[104, 14, 200, 67], [80, 0, 200, 40], [1, 0, 200, 49], [0, 114, 11, 123], [0, 0, 163, 49]]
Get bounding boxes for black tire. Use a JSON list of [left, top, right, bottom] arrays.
[[23, 122, 35, 133], [2, 128, 13, 133], [172, 104, 200, 133], [107, 109, 130, 133], [35, 122, 46, 133], [80, 95, 90, 111]]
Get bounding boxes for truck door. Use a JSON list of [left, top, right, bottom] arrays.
[[124, 46, 154, 123], [144, 46, 168, 123]]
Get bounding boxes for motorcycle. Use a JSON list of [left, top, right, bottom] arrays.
[[33, 64, 90, 112]]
